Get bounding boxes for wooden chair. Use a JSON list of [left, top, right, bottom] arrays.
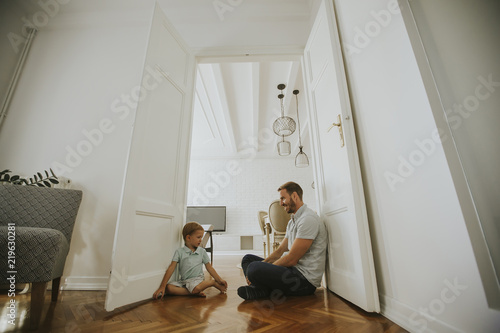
[[268, 200, 291, 251], [257, 211, 269, 257]]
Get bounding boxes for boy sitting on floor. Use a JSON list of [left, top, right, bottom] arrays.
[[153, 222, 227, 299]]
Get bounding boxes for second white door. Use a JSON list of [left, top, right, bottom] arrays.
[[304, 0, 380, 312]]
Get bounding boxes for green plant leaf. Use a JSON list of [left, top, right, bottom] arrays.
[[10, 175, 20, 181], [4, 174, 10, 181], [43, 180, 51, 187], [36, 183, 44, 187], [49, 178, 59, 184], [45, 170, 49, 178], [50, 168, 56, 177], [37, 172, 43, 180]]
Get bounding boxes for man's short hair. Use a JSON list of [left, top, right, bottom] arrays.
[[182, 221, 204, 240], [278, 181, 303, 201]]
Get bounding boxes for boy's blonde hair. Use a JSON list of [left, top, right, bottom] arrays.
[[182, 221, 204, 240]]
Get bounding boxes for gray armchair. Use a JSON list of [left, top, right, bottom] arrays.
[[0, 185, 82, 329]]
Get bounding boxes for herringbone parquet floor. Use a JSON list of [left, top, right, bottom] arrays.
[[0, 255, 407, 332]]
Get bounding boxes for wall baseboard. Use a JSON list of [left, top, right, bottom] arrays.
[[62, 276, 109, 291], [380, 294, 461, 333]]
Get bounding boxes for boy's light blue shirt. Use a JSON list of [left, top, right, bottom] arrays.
[[172, 246, 210, 280]]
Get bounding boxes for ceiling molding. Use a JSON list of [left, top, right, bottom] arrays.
[[284, 61, 301, 118], [211, 64, 237, 153], [251, 63, 260, 152], [195, 47, 303, 62], [194, 75, 218, 144]]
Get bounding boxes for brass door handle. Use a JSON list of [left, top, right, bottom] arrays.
[[327, 114, 345, 147]]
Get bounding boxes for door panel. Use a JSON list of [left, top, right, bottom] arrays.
[[304, 0, 379, 312], [105, 4, 195, 311]]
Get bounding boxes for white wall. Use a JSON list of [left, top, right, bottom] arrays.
[[0, 2, 154, 289], [187, 157, 317, 251], [334, 0, 500, 332], [0, 1, 34, 109], [407, 0, 500, 308]]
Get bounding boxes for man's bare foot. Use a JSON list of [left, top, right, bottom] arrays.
[[193, 292, 206, 297]]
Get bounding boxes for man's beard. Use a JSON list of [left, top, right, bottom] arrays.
[[285, 198, 297, 214]]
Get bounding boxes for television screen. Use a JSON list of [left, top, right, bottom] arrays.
[[186, 206, 226, 232]]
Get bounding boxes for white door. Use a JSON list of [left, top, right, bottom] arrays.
[[303, 0, 380, 312], [105, 4, 195, 311]]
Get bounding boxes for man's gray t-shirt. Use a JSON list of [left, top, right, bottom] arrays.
[[285, 204, 327, 287]]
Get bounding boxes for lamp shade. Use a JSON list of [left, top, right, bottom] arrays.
[[295, 146, 309, 167], [277, 137, 291, 156], [273, 84, 296, 137], [273, 116, 296, 137]]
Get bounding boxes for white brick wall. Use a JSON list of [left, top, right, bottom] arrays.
[[187, 157, 317, 250]]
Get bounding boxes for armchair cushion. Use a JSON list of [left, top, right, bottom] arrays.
[[0, 226, 69, 282]]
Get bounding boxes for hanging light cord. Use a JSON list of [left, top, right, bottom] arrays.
[[279, 89, 285, 117], [295, 92, 302, 146]]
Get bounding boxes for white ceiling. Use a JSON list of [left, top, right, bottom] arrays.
[[31, 0, 321, 159], [190, 59, 310, 159], [154, 0, 319, 159]]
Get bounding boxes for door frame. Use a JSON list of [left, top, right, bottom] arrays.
[[192, 49, 377, 300]]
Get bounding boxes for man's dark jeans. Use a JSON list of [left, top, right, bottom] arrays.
[[241, 254, 316, 296]]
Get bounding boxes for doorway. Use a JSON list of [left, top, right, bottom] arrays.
[[186, 58, 318, 253]]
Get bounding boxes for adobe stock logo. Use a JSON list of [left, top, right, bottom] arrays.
[[444, 74, 500, 130], [409, 277, 468, 332], [213, 0, 243, 21], [8, 0, 72, 53], [384, 128, 447, 192], [343, 0, 401, 57], [190, 125, 276, 205], [384, 73, 498, 192], [50, 65, 165, 175]]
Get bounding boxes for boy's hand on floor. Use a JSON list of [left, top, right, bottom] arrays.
[[153, 288, 165, 300], [216, 279, 228, 293]]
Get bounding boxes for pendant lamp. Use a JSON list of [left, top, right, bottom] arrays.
[[277, 135, 291, 156], [293, 90, 309, 167], [273, 84, 296, 137]]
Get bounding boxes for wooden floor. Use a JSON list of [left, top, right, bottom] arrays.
[[0, 255, 407, 333]]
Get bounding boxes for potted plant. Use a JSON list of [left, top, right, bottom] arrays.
[[0, 169, 59, 187]]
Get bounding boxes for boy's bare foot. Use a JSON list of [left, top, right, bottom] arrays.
[[214, 281, 227, 294], [193, 292, 206, 297]]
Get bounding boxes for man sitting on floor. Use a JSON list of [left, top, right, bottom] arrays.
[[238, 181, 327, 300]]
